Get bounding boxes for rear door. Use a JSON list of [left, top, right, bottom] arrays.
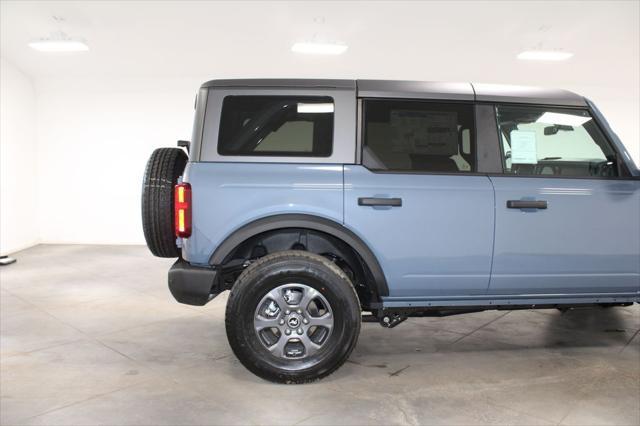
[[488, 104, 640, 296], [344, 99, 495, 300]]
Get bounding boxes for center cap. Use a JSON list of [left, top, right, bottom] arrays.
[[287, 316, 301, 328]]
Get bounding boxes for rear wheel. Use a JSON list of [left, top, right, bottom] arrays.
[[225, 251, 361, 384], [141, 148, 187, 258]]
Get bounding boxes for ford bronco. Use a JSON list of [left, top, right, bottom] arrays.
[[142, 79, 640, 383]]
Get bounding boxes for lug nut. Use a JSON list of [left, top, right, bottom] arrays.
[[297, 328, 303, 335], [285, 329, 292, 335], [296, 309, 302, 314], [285, 310, 291, 315], [302, 318, 309, 324], [279, 319, 285, 325]]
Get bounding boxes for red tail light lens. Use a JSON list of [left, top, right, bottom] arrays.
[[174, 183, 192, 238]]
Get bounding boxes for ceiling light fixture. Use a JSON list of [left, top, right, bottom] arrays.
[[297, 103, 334, 113], [291, 42, 347, 55], [536, 112, 591, 126], [517, 50, 573, 61], [28, 32, 89, 52]]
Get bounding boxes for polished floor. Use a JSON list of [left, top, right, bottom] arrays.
[[1, 244, 638, 426]]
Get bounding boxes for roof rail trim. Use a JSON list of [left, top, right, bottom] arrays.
[[199, 78, 587, 106], [472, 83, 587, 107], [201, 79, 356, 90], [357, 80, 474, 100]]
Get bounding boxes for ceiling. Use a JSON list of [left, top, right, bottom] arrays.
[[1, 0, 638, 92]]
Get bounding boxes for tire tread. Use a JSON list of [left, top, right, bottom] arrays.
[[225, 250, 361, 384], [141, 147, 187, 257]]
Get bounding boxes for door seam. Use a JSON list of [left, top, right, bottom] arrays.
[[485, 175, 497, 295]]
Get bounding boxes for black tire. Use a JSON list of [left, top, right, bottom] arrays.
[[141, 148, 188, 258], [225, 251, 361, 384]]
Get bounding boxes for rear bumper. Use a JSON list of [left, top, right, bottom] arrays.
[[168, 258, 221, 306]]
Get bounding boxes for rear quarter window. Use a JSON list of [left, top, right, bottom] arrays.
[[218, 96, 334, 157]]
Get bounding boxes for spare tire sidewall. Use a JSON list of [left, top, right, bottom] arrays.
[[141, 148, 188, 258]]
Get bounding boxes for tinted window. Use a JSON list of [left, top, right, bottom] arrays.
[[496, 106, 618, 177], [363, 100, 475, 172], [218, 96, 333, 156]]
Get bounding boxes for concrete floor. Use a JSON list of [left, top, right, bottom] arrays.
[[0, 245, 638, 426]]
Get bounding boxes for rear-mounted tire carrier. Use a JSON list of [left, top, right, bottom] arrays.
[[141, 148, 187, 257]]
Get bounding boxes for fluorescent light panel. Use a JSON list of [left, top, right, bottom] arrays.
[[28, 39, 89, 52], [517, 50, 573, 61], [536, 112, 591, 126], [297, 103, 334, 113], [291, 42, 347, 55]]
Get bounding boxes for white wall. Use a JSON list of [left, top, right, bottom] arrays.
[[33, 80, 639, 246], [1, 0, 637, 248], [570, 85, 640, 168], [36, 81, 196, 244], [0, 57, 39, 255]]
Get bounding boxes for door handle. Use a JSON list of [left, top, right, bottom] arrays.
[[358, 197, 402, 207], [506, 200, 548, 209]]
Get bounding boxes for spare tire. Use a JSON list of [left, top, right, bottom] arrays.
[[142, 148, 188, 258]]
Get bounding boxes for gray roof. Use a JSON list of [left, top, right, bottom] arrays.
[[202, 79, 355, 90], [472, 83, 586, 107], [201, 79, 586, 107]]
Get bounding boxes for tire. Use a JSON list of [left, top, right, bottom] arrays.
[[225, 251, 361, 384], [141, 148, 188, 258]]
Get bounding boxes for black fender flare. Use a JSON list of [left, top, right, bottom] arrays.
[[209, 214, 389, 297]]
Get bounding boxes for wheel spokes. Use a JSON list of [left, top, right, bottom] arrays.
[[297, 333, 322, 357], [254, 315, 280, 330], [254, 283, 333, 360], [268, 335, 289, 358], [298, 286, 319, 310], [308, 312, 333, 330]]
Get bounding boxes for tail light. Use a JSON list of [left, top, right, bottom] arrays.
[[174, 183, 192, 238]]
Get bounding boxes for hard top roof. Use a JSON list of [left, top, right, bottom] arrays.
[[201, 79, 586, 107]]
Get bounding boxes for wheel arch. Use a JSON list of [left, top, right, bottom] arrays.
[[209, 214, 389, 303]]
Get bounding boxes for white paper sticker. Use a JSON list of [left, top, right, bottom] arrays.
[[390, 110, 458, 155], [510, 130, 538, 164]]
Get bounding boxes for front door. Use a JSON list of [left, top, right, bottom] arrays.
[[489, 104, 640, 296], [344, 99, 495, 300]]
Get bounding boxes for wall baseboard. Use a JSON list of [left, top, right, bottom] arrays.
[[0, 240, 40, 257]]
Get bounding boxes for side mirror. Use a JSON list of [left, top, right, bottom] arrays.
[[177, 140, 190, 153]]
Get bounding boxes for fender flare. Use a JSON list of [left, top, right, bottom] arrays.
[[209, 214, 389, 297]]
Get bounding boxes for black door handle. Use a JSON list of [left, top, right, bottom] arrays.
[[358, 197, 402, 207], [507, 200, 548, 209]]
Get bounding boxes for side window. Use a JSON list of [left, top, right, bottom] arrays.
[[218, 96, 333, 157], [496, 105, 619, 177], [362, 100, 476, 173]]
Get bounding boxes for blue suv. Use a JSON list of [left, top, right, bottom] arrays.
[[142, 79, 640, 383]]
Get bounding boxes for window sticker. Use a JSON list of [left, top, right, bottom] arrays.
[[510, 130, 538, 164], [390, 110, 458, 155]]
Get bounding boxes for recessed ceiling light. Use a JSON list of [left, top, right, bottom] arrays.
[[291, 42, 347, 55], [297, 103, 335, 113], [28, 32, 89, 52], [517, 50, 573, 61], [536, 112, 591, 126]]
